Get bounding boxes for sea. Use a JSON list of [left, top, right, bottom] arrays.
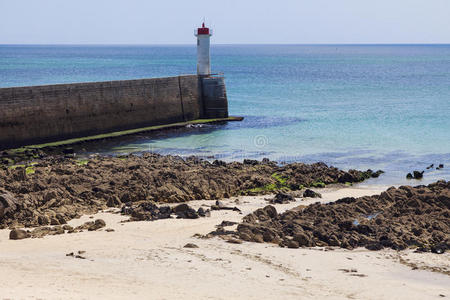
[[1, 44, 449, 186]]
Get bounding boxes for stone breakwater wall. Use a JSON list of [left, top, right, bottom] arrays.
[[0, 75, 228, 149]]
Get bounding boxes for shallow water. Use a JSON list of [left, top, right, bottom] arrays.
[[1, 44, 449, 185]]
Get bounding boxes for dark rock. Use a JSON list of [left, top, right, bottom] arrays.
[[50, 218, 60, 225], [262, 229, 279, 243], [87, 219, 106, 231], [366, 242, 384, 251], [173, 204, 199, 219], [413, 171, 424, 179], [303, 189, 322, 198], [243, 159, 259, 165], [212, 160, 226, 166], [253, 234, 264, 243], [270, 192, 295, 204], [62, 225, 73, 231], [293, 232, 313, 247], [287, 240, 300, 249], [197, 207, 211, 217], [0, 191, 19, 218], [183, 243, 199, 248], [371, 170, 385, 178], [335, 197, 356, 204], [106, 195, 121, 207], [9, 229, 29, 240], [226, 238, 242, 244], [239, 232, 252, 241], [0, 152, 381, 229], [431, 243, 447, 254], [235, 181, 450, 252], [62, 148, 74, 155], [173, 203, 190, 213]]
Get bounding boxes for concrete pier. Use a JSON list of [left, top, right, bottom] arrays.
[[0, 74, 230, 149]]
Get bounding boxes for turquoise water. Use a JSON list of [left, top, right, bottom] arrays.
[[1, 45, 449, 185]]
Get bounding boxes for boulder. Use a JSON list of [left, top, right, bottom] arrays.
[[9, 229, 29, 240], [287, 240, 300, 249], [270, 192, 295, 204], [293, 232, 313, 247], [173, 204, 199, 219], [371, 170, 385, 178], [88, 219, 106, 231], [303, 189, 322, 198], [413, 171, 424, 179]]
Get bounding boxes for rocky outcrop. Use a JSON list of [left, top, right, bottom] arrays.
[[0, 190, 19, 219], [121, 202, 210, 221], [237, 181, 450, 252], [0, 153, 379, 229], [303, 189, 321, 198]]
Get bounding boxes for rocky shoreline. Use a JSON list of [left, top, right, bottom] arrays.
[[0, 153, 381, 229], [235, 181, 449, 253], [2, 151, 448, 255]]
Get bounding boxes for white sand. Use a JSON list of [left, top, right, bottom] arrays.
[[0, 185, 449, 299]]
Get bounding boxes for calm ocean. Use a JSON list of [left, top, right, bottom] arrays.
[[1, 44, 449, 185]]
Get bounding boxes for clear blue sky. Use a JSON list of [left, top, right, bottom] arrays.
[[0, 0, 449, 44]]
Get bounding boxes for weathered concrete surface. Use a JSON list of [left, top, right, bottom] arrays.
[[202, 76, 229, 119], [0, 76, 204, 149]]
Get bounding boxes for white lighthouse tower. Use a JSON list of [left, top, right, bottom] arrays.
[[195, 23, 212, 76]]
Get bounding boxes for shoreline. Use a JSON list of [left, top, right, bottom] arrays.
[[0, 152, 448, 299], [1, 186, 448, 299]]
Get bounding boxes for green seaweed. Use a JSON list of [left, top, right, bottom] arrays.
[[311, 181, 326, 188], [247, 183, 278, 194], [8, 164, 26, 170], [76, 160, 89, 166], [16, 117, 243, 150], [25, 166, 35, 175], [271, 172, 287, 186], [244, 173, 291, 194]]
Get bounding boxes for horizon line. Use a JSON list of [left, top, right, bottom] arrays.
[[1, 43, 449, 46]]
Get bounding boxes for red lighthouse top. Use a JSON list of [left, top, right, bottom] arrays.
[[197, 23, 210, 35]]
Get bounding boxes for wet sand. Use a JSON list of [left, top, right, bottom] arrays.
[[1, 185, 448, 299]]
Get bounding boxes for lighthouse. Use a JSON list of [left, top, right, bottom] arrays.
[[194, 22, 229, 119], [195, 23, 212, 76]]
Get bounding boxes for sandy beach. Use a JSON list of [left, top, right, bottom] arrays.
[[1, 3, 450, 299], [1, 185, 448, 299]]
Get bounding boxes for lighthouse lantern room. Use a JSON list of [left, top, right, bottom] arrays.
[[195, 23, 212, 76]]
